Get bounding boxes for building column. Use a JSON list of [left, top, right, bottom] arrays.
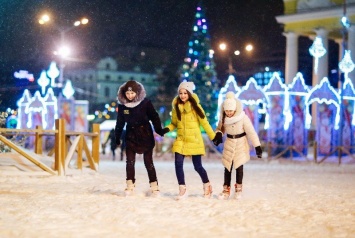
[[283, 31, 299, 84], [335, 38, 344, 88], [347, 25, 355, 85], [312, 28, 329, 86]]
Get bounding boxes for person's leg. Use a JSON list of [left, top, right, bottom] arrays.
[[174, 152, 185, 185], [235, 165, 243, 185], [191, 155, 209, 183], [112, 147, 116, 161], [223, 167, 232, 187], [143, 149, 160, 196], [219, 164, 233, 200], [120, 146, 124, 161], [175, 152, 187, 199], [125, 148, 136, 183], [235, 165, 244, 199], [192, 155, 212, 198], [143, 149, 157, 183]]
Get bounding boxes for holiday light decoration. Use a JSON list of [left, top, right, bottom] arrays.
[[47, 61, 60, 87], [309, 36, 326, 74], [62, 80, 75, 99], [14, 70, 34, 82], [238, 77, 268, 108], [179, 2, 218, 125], [237, 77, 269, 134], [284, 73, 310, 130], [37, 70, 50, 95], [263, 72, 288, 130], [339, 50, 355, 82], [305, 77, 340, 129]]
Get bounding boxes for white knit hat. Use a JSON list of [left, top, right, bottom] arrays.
[[223, 92, 237, 110], [178, 81, 195, 95]]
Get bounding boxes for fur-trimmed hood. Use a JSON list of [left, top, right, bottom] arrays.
[[117, 81, 146, 108]]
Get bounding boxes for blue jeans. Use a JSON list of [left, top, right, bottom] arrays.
[[174, 152, 209, 185]]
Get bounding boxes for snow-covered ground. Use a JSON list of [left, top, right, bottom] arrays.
[[0, 152, 354, 238]]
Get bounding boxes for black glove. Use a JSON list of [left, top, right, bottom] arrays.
[[212, 132, 223, 146], [116, 137, 120, 147], [255, 146, 262, 158], [157, 127, 169, 137]]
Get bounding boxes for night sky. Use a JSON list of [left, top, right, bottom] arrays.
[[0, 0, 285, 108]]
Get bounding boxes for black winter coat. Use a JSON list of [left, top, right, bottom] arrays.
[[115, 98, 162, 154]]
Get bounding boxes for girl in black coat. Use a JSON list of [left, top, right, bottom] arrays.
[[115, 80, 164, 197]]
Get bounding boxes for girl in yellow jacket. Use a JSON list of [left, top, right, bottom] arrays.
[[212, 91, 262, 200], [161, 82, 218, 200]]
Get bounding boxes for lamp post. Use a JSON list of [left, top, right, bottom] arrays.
[[39, 14, 89, 88], [218, 42, 253, 75]]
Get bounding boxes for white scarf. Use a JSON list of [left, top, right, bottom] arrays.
[[224, 111, 245, 125]]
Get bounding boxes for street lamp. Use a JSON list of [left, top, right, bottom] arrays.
[[39, 14, 89, 87], [218, 42, 254, 74]]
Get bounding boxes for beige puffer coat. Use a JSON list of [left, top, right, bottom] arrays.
[[216, 98, 261, 171], [166, 94, 215, 156]]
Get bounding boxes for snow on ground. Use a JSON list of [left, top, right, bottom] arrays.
[[0, 152, 355, 238]]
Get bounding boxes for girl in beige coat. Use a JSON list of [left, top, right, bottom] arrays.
[[212, 91, 262, 200]]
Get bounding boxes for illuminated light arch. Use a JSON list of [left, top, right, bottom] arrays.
[[305, 77, 340, 130], [43, 88, 59, 129], [285, 72, 310, 130], [237, 77, 269, 133], [263, 72, 288, 130], [25, 91, 48, 129], [238, 77, 269, 106], [16, 90, 31, 129], [341, 80, 355, 126]]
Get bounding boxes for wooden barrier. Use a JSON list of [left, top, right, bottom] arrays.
[[0, 118, 101, 175]]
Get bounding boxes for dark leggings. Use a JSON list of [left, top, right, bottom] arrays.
[[175, 152, 209, 185], [224, 163, 243, 186], [126, 147, 157, 183]]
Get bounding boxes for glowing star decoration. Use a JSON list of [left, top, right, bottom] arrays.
[[304, 77, 340, 129], [339, 50, 355, 83], [37, 70, 50, 95], [47, 61, 60, 87], [62, 80, 75, 99], [309, 37, 326, 74]]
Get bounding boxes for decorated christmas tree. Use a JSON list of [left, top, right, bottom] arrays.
[[179, 2, 219, 126]]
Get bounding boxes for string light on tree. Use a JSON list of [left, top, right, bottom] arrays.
[[179, 2, 218, 125]]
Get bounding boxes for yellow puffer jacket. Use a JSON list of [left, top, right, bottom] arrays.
[[166, 94, 216, 156]]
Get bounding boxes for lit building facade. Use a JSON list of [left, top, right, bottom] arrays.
[[276, 0, 355, 86], [65, 57, 158, 105]]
